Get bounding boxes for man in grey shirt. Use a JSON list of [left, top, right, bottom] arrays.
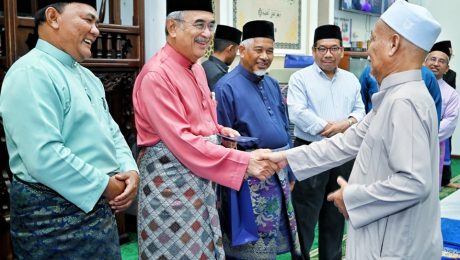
[[262, 1, 443, 259]]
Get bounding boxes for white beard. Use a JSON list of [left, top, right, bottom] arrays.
[[254, 70, 267, 76]]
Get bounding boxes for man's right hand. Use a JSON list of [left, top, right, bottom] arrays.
[[245, 149, 280, 181], [103, 176, 126, 201], [320, 120, 349, 138]]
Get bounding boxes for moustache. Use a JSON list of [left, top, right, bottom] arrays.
[[195, 37, 209, 44]]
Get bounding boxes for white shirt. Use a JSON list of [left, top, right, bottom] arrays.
[[287, 62, 365, 142]]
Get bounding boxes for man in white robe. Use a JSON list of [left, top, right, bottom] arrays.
[[262, 1, 442, 259]]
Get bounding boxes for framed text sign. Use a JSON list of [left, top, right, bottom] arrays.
[[231, 0, 306, 54], [334, 17, 352, 47]]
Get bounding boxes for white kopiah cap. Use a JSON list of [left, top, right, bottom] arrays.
[[380, 0, 441, 51]]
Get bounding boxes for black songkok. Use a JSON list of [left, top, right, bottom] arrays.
[[38, 0, 96, 9], [314, 24, 342, 44], [242, 20, 275, 41], [215, 25, 242, 45], [167, 0, 213, 15], [430, 40, 452, 58]]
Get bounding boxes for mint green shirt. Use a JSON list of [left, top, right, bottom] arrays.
[[0, 39, 138, 213]]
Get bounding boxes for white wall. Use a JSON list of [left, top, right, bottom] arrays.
[[120, 0, 133, 26], [144, 0, 166, 60], [95, 0, 133, 25], [423, 0, 460, 155], [333, 0, 379, 45]]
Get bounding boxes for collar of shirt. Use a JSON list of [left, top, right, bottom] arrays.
[[208, 55, 229, 73], [35, 39, 77, 68], [372, 70, 422, 110], [235, 64, 263, 83], [164, 43, 194, 69], [313, 61, 340, 81]]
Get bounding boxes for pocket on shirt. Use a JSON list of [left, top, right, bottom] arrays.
[[380, 212, 413, 258], [99, 97, 112, 124]]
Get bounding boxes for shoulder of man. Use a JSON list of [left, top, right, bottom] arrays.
[[336, 68, 361, 86], [264, 74, 280, 85], [289, 64, 315, 80], [202, 59, 219, 71]]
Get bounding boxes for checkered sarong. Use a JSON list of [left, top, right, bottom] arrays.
[[137, 141, 224, 259]]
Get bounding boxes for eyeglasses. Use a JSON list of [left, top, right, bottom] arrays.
[[315, 46, 341, 55], [427, 56, 448, 65], [175, 19, 216, 32]]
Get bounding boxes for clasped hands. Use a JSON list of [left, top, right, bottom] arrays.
[[103, 170, 140, 213], [320, 120, 350, 138]]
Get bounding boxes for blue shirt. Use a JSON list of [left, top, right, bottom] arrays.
[[288, 62, 365, 142], [214, 64, 293, 175], [359, 65, 379, 114], [0, 39, 138, 213], [359, 64, 442, 122]]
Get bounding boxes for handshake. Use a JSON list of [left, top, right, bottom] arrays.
[[219, 127, 289, 181], [245, 149, 289, 181]]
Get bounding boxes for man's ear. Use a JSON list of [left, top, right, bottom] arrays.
[[166, 19, 178, 38], [225, 44, 235, 54], [45, 7, 60, 30], [423, 55, 429, 67], [238, 44, 245, 59], [388, 34, 400, 57]]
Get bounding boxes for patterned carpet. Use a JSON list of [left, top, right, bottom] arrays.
[[121, 159, 460, 260]]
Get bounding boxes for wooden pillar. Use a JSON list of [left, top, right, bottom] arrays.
[[4, 0, 17, 66], [109, 0, 121, 24]]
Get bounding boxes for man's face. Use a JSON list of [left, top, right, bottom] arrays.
[[240, 37, 274, 75], [425, 51, 450, 79], [172, 11, 215, 63], [56, 3, 100, 62], [367, 20, 391, 84], [313, 38, 343, 74]]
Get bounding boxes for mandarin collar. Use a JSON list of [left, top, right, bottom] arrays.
[[235, 64, 264, 83], [35, 39, 78, 68], [313, 61, 340, 80], [371, 70, 422, 111], [379, 70, 422, 91], [164, 43, 194, 69]]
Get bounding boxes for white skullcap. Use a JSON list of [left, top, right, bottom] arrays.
[[380, 0, 441, 51]]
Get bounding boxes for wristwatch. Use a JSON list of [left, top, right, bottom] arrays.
[[347, 118, 354, 127]]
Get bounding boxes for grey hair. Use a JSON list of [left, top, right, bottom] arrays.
[[425, 51, 450, 65], [240, 38, 254, 49], [165, 11, 184, 36]]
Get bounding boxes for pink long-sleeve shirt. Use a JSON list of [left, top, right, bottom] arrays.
[[438, 78, 460, 142], [133, 43, 249, 190]]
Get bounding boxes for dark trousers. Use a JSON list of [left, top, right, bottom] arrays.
[[441, 165, 452, 186], [292, 137, 354, 260], [441, 137, 452, 186]]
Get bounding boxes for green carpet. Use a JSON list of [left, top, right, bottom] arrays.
[[121, 159, 460, 260]]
